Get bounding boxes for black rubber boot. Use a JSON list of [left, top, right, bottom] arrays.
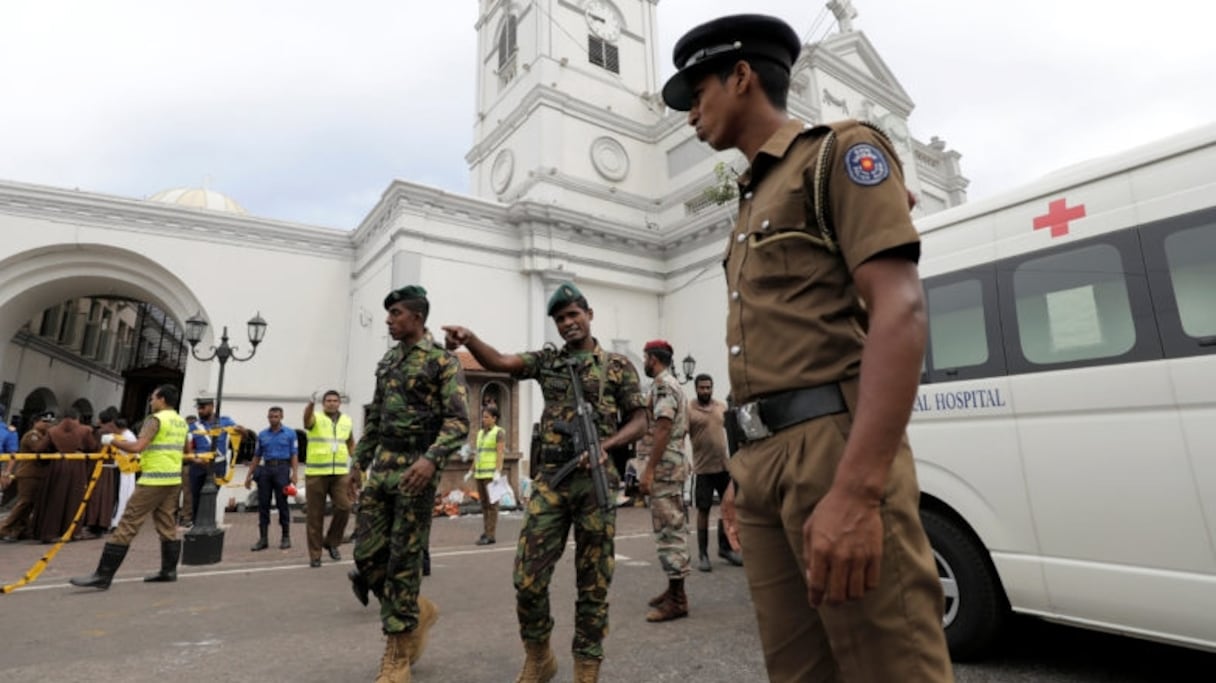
[[70, 542, 129, 590], [279, 527, 291, 550], [697, 528, 712, 572], [718, 520, 743, 566], [422, 548, 431, 576], [348, 568, 370, 607], [145, 540, 181, 582]]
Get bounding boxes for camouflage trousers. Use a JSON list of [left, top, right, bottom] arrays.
[[649, 480, 690, 579], [353, 450, 435, 635], [515, 468, 616, 659]]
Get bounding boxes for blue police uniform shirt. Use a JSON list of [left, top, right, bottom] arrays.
[[1, 426, 17, 454], [190, 415, 237, 474], [256, 426, 298, 461]]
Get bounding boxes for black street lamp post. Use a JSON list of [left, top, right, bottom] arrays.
[[181, 312, 267, 565], [680, 354, 697, 384]]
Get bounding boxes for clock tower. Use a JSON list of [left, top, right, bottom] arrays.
[[468, 0, 666, 224]]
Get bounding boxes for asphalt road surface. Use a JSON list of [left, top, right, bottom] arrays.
[[1, 506, 1211, 682]]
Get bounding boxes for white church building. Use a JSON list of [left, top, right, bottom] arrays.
[[0, 1, 966, 483]]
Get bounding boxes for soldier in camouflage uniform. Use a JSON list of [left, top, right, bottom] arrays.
[[349, 285, 470, 683], [638, 340, 691, 622], [443, 281, 648, 683]]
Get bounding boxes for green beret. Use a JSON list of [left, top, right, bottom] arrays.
[[546, 281, 586, 316], [383, 285, 428, 310]]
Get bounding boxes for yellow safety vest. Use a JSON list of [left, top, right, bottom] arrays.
[[306, 411, 352, 476], [140, 409, 187, 486], [475, 426, 502, 479]]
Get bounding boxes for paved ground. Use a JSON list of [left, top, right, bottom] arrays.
[[2, 502, 1213, 682], [1, 501, 768, 683]]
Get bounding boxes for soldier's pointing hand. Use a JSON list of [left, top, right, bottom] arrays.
[[441, 325, 472, 350]]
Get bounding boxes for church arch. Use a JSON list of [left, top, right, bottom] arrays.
[[20, 386, 58, 425], [0, 243, 207, 347], [70, 397, 94, 423]]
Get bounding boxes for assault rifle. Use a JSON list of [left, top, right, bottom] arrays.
[[549, 357, 614, 512]]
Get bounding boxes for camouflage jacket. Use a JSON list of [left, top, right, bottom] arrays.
[[354, 333, 470, 470], [515, 339, 647, 465], [648, 367, 689, 481]]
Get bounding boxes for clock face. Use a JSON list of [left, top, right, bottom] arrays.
[[585, 1, 621, 42]]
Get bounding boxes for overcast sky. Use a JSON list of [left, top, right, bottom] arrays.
[[2, 1, 1213, 229]]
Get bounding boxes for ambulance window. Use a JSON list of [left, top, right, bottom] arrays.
[[923, 267, 1006, 382], [928, 279, 988, 370], [1163, 223, 1216, 339], [1012, 243, 1136, 365]]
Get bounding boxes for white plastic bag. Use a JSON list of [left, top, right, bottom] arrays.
[[487, 476, 511, 505]]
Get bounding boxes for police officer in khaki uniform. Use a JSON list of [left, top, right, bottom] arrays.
[[662, 14, 953, 683]]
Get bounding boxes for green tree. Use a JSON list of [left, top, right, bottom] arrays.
[[702, 161, 738, 205]]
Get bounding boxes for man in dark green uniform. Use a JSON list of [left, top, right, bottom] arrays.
[[349, 285, 470, 683], [443, 281, 648, 683]]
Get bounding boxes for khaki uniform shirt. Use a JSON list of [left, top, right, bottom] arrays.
[[647, 368, 688, 482], [15, 431, 50, 478], [687, 398, 728, 475], [724, 119, 920, 403]]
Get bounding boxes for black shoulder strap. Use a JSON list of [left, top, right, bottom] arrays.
[[812, 128, 839, 255]]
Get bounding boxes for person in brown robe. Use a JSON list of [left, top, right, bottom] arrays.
[[82, 407, 121, 535], [33, 408, 98, 543]]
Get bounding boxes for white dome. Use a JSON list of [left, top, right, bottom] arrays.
[[148, 187, 248, 215]]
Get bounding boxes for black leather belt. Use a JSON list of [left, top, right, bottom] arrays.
[[261, 459, 292, 466], [380, 435, 432, 453], [728, 383, 847, 443]]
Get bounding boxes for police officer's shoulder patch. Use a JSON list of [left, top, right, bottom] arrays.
[[844, 142, 890, 186]]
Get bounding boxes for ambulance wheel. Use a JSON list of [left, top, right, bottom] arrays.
[[921, 507, 1008, 660]]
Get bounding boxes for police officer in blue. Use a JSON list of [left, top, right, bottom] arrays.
[[0, 405, 20, 509], [185, 396, 238, 526], [244, 405, 299, 552], [0, 405, 18, 455]]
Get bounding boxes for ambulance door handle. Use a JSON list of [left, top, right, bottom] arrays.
[[1198, 336, 1216, 347]]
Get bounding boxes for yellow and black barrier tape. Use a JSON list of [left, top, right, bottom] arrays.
[[0, 426, 246, 594], [0, 427, 245, 485], [1, 451, 108, 594]]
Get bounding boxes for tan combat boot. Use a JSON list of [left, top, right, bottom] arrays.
[[646, 585, 670, 608], [514, 638, 557, 683], [573, 656, 602, 683], [646, 582, 689, 622], [407, 596, 440, 665], [374, 632, 411, 683]]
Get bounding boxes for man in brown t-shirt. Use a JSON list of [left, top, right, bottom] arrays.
[[662, 13, 952, 683], [686, 374, 742, 571]]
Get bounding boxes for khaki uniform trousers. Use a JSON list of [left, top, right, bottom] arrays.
[[112, 484, 182, 546], [305, 473, 352, 561], [475, 477, 498, 539], [730, 408, 953, 683], [178, 466, 193, 523], [0, 474, 46, 539]]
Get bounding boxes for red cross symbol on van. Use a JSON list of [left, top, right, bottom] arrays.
[[1033, 198, 1086, 238]]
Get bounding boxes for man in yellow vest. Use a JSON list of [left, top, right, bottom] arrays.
[[303, 389, 355, 568], [468, 404, 505, 545], [72, 384, 192, 590]]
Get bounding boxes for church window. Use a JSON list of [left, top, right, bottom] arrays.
[[497, 14, 518, 88], [588, 36, 619, 74], [498, 15, 517, 69]]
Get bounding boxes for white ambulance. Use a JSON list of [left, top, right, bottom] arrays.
[[910, 122, 1216, 658]]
